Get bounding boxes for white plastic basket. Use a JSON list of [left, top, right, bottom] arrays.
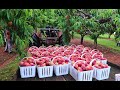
[[37, 66, 53, 78], [52, 56, 69, 76], [64, 56, 70, 62], [70, 60, 94, 81], [99, 59, 107, 64], [64, 56, 71, 73], [93, 66, 111, 80], [90, 59, 111, 80], [20, 66, 36, 78], [53, 64, 69, 76], [92, 52, 107, 64], [19, 57, 36, 78], [115, 74, 120, 81], [36, 57, 53, 78]]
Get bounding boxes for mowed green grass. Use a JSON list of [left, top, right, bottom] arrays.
[[0, 57, 19, 81], [74, 33, 120, 52], [99, 34, 114, 39]]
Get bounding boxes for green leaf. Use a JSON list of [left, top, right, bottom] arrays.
[[6, 10, 10, 21]]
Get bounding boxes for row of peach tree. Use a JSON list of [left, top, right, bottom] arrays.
[[0, 9, 120, 57]]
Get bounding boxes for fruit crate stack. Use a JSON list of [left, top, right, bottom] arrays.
[[19, 44, 111, 80]]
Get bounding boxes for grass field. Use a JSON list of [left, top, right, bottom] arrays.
[[99, 34, 114, 39], [74, 33, 120, 52], [0, 57, 19, 81]]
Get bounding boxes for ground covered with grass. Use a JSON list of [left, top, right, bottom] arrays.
[[0, 57, 19, 81], [74, 33, 120, 52]]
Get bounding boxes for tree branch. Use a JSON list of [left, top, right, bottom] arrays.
[[77, 9, 92, 19], [76, 9, 112, 24]]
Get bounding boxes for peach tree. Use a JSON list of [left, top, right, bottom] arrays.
[[0, 9, 58, 56], [0, 9, 43, 56]]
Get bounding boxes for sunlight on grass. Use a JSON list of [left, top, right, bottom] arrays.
[[99, 34, 114, 39], [74, 33, 120, 52]]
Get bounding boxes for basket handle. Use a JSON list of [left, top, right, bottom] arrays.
[[69, 54, 80, 61], [76, 45, 84, 48], [71, 44, 76, 47], [89, 59, 96, 66], [81, 53, 85, 58], [92, 52, 103, 58], [63, 45, 68, 48], [21, 57, 34, 61], [52, 56, 64, 62], [63, 49, 74, 56], [51, 50, 57, 55], [57, 47, 65, 51], [73, 49, 77, 53], [36, 57, 51, 65], [30, 46, 38, 49], [90, 49, 99, 54], [92, 53, 97, 58], [39, 46, 46, 48], [82, 48, 86, 53], [46, 46, 53, 49], [82, 47, 90, 53], [21, 57, 36, 64], [81, 53, 89, 59], [38, 57, 51, 61], [41, 51, 50, 56], [73, 60, 86, 67], [48, 45, 54, 47]]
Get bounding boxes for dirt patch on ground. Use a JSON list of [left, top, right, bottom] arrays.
[[0, 47, 17, 68], [70, 39, 120, 67]]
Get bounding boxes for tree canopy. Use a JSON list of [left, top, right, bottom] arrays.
[[0, 9, 120, 56]]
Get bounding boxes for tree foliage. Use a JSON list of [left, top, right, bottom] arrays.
[[0, 9, 120, 55]]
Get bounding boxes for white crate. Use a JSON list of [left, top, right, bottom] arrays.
[[93, 66, 111, 80], [53, 64, 69, 76], [20, 66, 36, 78], [37, 66, 53, 78], [70, 60, 94, 81], [90, 58, 107, 65], [70, 66, 93, 81], [115, 74, 120, 81], [68, 54, 81, 64], [64, 56, 71, 70], [99, 60, 107, 64]]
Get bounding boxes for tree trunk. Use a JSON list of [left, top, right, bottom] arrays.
[[71, 31, 74, 39], [108, 34, 111, 39], [80, 35, 84, 45], [94, 38, 97, 49]]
